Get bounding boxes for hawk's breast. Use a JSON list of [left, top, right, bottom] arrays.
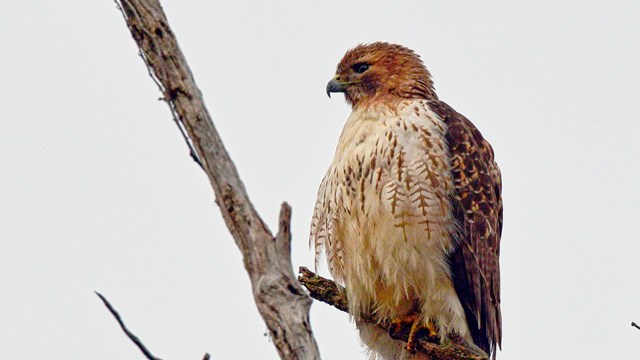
[[311, 99, 458, 318]]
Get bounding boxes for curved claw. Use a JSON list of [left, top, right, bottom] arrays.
[[388, 313, 439, 354]]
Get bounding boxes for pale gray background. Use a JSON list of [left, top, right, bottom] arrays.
[[2, 1, 640, 359]]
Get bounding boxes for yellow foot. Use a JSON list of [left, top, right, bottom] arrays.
[[425, 320, 439, 338], [389, 314, 439, 353]]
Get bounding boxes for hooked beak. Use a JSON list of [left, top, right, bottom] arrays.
[[326, 76, 347, 98]]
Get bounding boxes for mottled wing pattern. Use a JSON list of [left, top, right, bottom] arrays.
[[429, 100, 502, 358], [310, 163, 353, 279], [310, 172, 337, 273]]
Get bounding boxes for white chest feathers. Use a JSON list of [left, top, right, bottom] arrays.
[[311, 100, 464, 329]]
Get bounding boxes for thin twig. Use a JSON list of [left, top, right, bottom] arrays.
[[168, 100, 205, 169], [95, 291, 163, 360], [632, 322, 640, 331], [114, 0, 204, 169]]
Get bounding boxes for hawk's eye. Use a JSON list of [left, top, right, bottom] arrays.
[[352, 63, 370, 74]]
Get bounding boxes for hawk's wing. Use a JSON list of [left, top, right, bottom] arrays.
[[429, 100, 502, 358]]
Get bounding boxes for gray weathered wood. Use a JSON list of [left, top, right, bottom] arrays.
[[113, 1, 320, 359]]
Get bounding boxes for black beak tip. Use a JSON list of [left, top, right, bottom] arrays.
[[326, 78, 345, 99]]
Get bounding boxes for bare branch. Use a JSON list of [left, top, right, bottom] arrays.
[[298, 267, 487, 360], [298, 267, 348, 313], [632, 322, 640, 331], [114, 0, 203, 169], [113, 1, 320, 359], [95, 292, 163, 360]]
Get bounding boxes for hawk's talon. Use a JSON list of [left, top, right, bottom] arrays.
[[406, 319, 422, 353], [406, 319, 438, 353], [426, 320, 439, 338], [388, 313, 439, 354]]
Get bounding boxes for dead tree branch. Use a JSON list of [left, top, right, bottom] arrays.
[[95, 292, 163, 360], [113, 1, 319, 359], [298, 267, 487, 360]]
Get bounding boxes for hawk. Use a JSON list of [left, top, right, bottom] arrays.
[[310, 42, 502, 359]]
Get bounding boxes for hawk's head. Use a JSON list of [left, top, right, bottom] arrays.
[[327, 42, 437, 108]]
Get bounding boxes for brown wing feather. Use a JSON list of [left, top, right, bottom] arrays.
[[429, 100, 502, 358]]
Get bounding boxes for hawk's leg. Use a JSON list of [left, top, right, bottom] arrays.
[[389, 313, 439, 353]]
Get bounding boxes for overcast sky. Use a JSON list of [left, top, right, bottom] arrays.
[[2, 1, 640, 359]]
